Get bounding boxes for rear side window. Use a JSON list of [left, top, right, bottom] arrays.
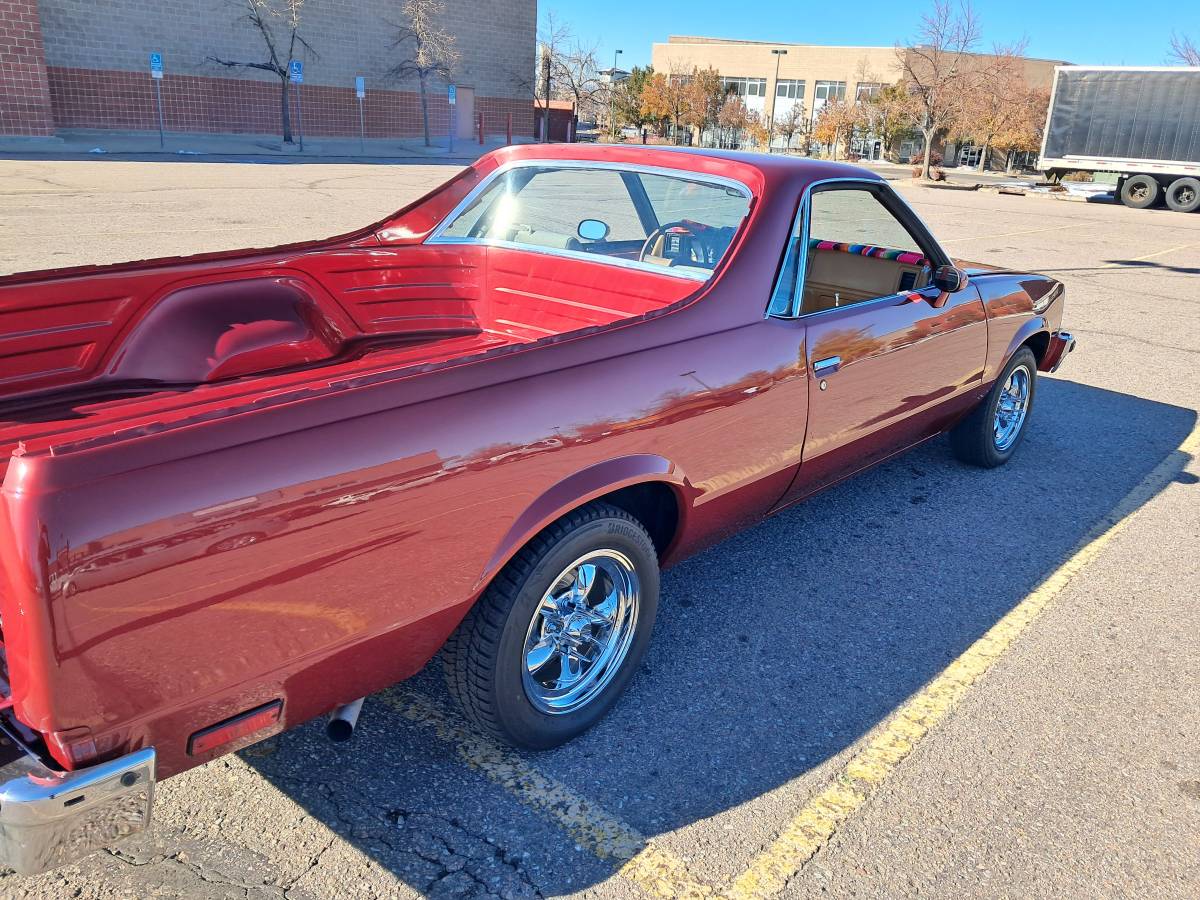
[[808, 189, 921, 253], [433, 164, 752, 280]]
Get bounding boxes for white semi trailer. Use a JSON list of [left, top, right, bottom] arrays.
[[1040, 66, 1200, 212]]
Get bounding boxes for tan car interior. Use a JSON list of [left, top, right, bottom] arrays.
[[801, 247, 929, 314]]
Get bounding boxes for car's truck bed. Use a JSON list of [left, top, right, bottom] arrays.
[[0, 239, 696, 479]]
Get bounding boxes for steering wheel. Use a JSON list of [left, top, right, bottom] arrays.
[[638, 220, 708, 267]]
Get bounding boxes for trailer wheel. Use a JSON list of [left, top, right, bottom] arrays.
[[1164, 177, 1200, 213], [1119, 175, 1160, 209]]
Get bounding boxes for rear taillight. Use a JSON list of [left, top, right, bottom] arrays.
[[188, 700, 283, 756], [47, 727, 99, 769]]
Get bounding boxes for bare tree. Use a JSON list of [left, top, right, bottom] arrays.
[[209, 0, 315, 144], [387, 0, 460, 147], [511, 13, 575, 142], [1169, 32, 1200, 65], [774, 98, 807, 152], [552, 40, 605, 127], [898, 0, 987, 179]]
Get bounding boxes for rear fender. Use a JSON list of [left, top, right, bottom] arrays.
[[476, 455, 688, 591]]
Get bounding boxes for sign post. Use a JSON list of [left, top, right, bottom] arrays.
[[355, 76, 366, 154], [289, 60, 304, 151], [149, 52, 165, 149], [447, 83, 456, 154]]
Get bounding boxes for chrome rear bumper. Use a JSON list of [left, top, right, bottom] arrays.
[[0, 747, 155, 875]]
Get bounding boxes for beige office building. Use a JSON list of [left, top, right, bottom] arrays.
[[651, 35, 1064, 163]]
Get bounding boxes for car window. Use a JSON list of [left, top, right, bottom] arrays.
[[808, 189, 921, 253], [637, 173, 749, 229], [436, 165, 751, 280], [769, 186, 930, 317]]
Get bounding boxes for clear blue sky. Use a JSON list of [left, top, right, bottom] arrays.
[[541, 0, 1193, 70]]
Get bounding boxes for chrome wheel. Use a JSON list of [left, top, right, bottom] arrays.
[[994, 364, 1032, 451], [521, 550, 640, 715]]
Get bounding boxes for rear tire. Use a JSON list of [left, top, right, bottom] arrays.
[[1119, 174, 1160, 209], [1164, 177, 1200, 213], [443, 502, 659, 749], [951, 348, 1038, 468]]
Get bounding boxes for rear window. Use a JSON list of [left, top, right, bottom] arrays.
[[433, 164, 752, 280]]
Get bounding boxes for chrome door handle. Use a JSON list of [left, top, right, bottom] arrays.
[[813, 356, 842, 376]]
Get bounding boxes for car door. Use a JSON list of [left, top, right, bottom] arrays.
[[775, 180, 987, 505]]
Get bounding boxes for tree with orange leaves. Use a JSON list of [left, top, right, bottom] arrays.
[[812, 100, 861, 160]]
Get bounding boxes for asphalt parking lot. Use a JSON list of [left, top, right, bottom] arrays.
[[1, 158, 1197, 900]]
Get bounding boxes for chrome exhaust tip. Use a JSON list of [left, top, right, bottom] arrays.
[[326, 698, 364, 743]]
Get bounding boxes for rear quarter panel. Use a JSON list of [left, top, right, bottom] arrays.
[[0, 303, 809, 777]]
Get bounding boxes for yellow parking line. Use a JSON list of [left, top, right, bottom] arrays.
[[727, 420, 1200, 899], [939, 222, 1089, 243], [378, 689, 714, 898], [1130, 241, 1200, 261]]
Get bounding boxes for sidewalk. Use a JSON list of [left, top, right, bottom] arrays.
[[0, 129, 533, 163]]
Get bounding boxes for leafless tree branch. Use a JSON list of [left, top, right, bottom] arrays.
[[385, 0, 460, 146], [1169, 32, 1200, 65], [207, 0, 316, 143]]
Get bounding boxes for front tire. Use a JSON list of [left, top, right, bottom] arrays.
[[951, 347, 1038, 468], [444, 502, 659, 749]]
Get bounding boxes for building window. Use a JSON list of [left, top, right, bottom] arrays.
[[958, 144, 982, 167], [899, 136, 926, 162], [776, 79, 805, 99], [855, 82, 883, 100], [723, 76, 768, 98], [813, 80, 847, 102]]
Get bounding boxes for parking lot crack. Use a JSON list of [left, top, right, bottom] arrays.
[[281, 833, 339, 899]]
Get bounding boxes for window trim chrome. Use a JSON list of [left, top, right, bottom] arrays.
[[425, 159, 754, 283], [765, 176, 953, 320]]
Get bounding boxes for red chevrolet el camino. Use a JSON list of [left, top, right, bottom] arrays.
[[0, 145, 1073, 872]]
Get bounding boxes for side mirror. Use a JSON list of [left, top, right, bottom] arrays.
[[933, 265, 968, 293], [577, 218, 610, 242]]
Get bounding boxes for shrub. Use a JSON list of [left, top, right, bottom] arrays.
[[1062, 170, 1094, 182], [911, 150, 944, 178]]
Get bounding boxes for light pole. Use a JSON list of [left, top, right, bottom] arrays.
[[609, 49, 623, 140], [769, 48, 787, 153]]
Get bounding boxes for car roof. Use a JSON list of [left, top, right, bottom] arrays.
[[480, 143, 881, 196]]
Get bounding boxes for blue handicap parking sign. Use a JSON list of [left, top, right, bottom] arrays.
[[289, 60, 304, 84], [150, 53, 163, 79]]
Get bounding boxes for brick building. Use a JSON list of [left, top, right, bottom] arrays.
[[0, 0, 535, 140]]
